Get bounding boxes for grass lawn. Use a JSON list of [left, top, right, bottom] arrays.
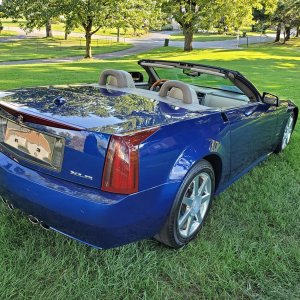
[[0, 29, 20, 38], [0, 39, 299, 299], [0, 37, 132, 62], [170, 32, 235, 42]]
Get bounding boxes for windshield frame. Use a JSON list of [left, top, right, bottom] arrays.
[[138, 59, 261, 102]]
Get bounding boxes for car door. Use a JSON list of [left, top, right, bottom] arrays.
[[224, 101, 278, 179]]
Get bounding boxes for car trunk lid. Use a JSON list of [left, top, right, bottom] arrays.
[[0, 85, 204, 189]]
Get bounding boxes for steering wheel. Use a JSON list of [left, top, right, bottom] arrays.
[[150, 79, 168, 91]]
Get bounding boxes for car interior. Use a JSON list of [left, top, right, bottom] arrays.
[[98, 67, 252, 111]]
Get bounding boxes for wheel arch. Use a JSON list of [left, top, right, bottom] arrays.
[[168, 147, 224, 194], [292, 107, 298, 130], [203, 154, 222, 192]]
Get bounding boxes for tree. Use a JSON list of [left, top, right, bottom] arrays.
[[1, 0, 61, 37], [61, 0, 115, 58], [283, 0, 300, 41], [126, 0, 164, 36], [214, 0, 277, 34], [163, 0, 277, 51], [253, 1, 279, 34], [110, 0, 164, 41], [62, 0, 165, 58], [162, 0, 212, 51], [272, 0, 300, 42]]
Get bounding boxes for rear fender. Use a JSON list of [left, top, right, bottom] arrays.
[[168, 139, 228, 193]]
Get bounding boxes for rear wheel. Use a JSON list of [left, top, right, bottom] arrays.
[[155, 160, 215, 248], [275, 112, 294, 153]]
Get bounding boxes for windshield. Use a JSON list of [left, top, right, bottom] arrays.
[[153, 67, 244, 95]]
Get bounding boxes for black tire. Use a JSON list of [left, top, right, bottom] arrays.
[[155, 160, 215, 248], [274, 112, 295, 154]]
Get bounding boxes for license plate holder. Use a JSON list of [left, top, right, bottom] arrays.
[[3, 120, 64, 170]]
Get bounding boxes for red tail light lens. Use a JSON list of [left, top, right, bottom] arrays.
[[101, 128, 159, 194]]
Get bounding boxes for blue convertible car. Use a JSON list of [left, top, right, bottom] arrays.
[[0, 60, 297, 248]]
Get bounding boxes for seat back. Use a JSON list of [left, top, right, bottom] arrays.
[[99, 70, 135, 88], [159, 80, 198, 105]]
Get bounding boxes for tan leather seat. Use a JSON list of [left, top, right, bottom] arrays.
[[203, 94, 249, 108]]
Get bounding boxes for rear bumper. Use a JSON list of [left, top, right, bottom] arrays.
[[0, 153, 179, 249]]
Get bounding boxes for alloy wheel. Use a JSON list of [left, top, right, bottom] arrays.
[[177, 172, 212, 238], [282, 115, 294, 150]]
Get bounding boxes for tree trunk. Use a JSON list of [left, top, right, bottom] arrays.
[[275, 23, 281, 42], [85, 33, 92, 58], [64, 31, 68, 40], [285, 26, 291, 41], [296, 26, 299, 37], [117, 27, 120, 43], [46, 21, 53, 38], [183, 28, 193, 51]]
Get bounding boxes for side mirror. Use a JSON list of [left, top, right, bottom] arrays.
[[262, 92, 279, 106], [129, 71, 144, 83]]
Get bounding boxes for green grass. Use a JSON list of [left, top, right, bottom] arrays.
[[0, 29, 20, 38], [0, 39, 299, 299], [170, 32, 236, 42], [0, 37, 132, 62]]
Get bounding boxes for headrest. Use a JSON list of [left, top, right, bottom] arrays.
[[159, 80, 198, 104], [99, 69, 135, 88]]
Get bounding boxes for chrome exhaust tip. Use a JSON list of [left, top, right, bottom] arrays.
[[40, 221, 50, 230], [28, 215, 39, 225]]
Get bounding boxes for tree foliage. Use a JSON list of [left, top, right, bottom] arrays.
[[60, 0, 113, 58], [163, 0, 213, 51], [61, 0, 164, 58], [1, 0, 61, 37], [0, 0, 163, 57], [163, 0, 278, 51], [111, 0, 164, 37], [271, 0, 300, 42]]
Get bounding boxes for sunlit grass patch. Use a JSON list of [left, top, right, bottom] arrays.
[[170, 32, 235, 42], [0, 37, 132, 62]]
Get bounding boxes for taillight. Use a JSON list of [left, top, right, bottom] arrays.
[[101, 128, 159, 194]]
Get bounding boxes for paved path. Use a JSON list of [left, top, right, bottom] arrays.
[[0, 26, 274, 66], [170, 35, 274, 49]]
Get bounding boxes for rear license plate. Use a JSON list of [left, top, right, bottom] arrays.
[[3, 120, 64, 169]]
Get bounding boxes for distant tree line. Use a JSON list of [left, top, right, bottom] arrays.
[[163, 0, 299, 51], [253, 0, 300, 42], [0, 0, 165, 58], [0, 0, 299, 55]]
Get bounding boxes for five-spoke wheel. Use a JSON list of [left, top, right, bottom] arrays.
[[155, 160, 215, 248], [177, 172, 212, 238]]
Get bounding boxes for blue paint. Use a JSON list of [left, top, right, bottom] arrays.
[[0, 83, 297, 249]]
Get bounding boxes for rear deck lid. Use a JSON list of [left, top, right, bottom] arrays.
[[0, 85, 205, 189], [0, 85, 203, 133]]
